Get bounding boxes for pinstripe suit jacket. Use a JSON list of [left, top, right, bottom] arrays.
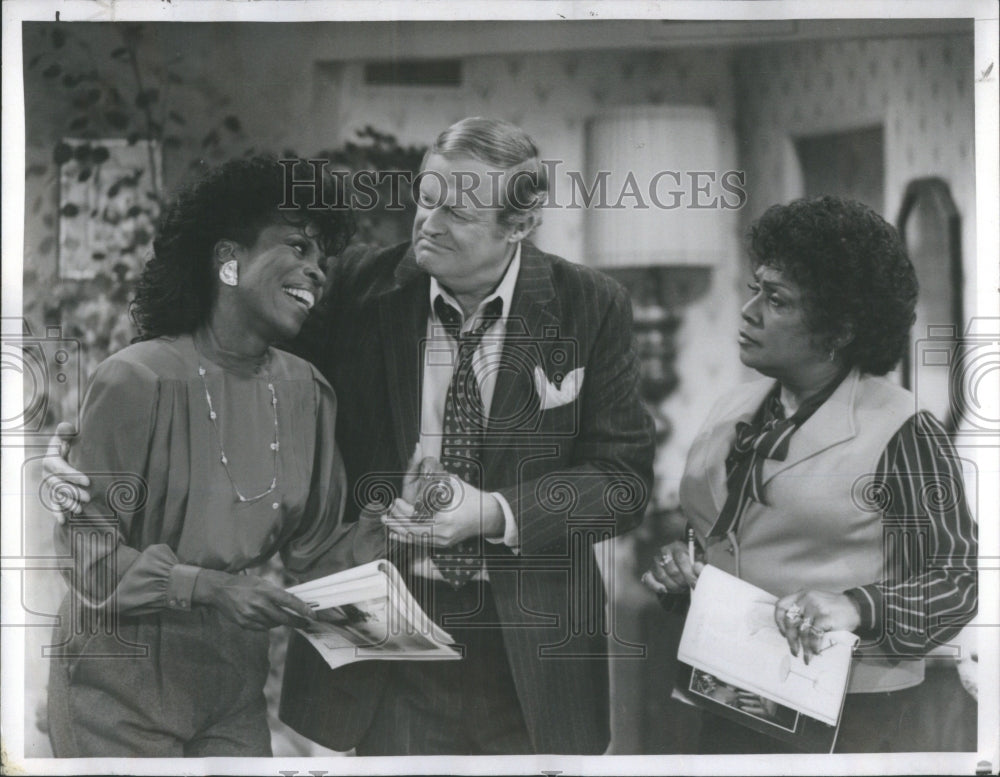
[[279, 240, 656, 753]]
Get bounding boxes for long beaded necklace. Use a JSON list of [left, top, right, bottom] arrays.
[[198, 364, 279, 502]]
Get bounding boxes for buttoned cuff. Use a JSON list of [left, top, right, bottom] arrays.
[[166, 564, 201, 611], [487, 492, 520, 553]]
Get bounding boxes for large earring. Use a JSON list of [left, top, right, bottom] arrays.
[[828, 348, 837, 363], [219, 259, 239, 287]]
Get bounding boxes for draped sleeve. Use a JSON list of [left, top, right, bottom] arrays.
[[57, 355, 202, 615]]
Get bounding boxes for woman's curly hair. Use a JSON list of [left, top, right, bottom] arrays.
[[747, 195, 918, 375], [130, 156, 354, 340]]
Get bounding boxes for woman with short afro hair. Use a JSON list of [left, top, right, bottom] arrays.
[[645, 196, 977, 752]]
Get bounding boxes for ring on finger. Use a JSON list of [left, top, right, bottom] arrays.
[[659, 554, 676, 567], [784, 604, 803, 622], [799, 616, 814, 631]]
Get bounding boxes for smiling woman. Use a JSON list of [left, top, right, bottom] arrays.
[[43, 158, 387, 758], [215, 221, 327, 347], [130, 157, 350, 342]]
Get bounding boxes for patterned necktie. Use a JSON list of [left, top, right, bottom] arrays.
[[432, 294, 503, 587]]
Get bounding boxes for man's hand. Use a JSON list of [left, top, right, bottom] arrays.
[[193, 569, 316, 631], [400, 447, 454, 521], [382, 475, 504, 547], [400, 444, 432, 507], [774, 589, 862, 664], [42, 422, 91, 523], [641, 540, 705, 595]]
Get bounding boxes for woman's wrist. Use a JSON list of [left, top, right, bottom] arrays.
[[840, 588, 868, 634], [192, 568, 227, 607]]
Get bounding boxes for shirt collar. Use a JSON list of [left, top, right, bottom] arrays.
[[429, 242, 521, 331]]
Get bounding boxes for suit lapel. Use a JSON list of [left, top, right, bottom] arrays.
[[759, 368, 860, 486], [378, 247, 429, 468], [701, 370, 861, 515], [482, 242, 558, 475]]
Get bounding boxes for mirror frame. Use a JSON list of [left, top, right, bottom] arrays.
[[895, 176, 964, 432]]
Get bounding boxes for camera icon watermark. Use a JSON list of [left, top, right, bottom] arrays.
[[913, 318, 999, 439], [1, 318, 81, 447]]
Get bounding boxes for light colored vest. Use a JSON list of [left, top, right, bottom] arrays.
[[680, 369, 923, 693]]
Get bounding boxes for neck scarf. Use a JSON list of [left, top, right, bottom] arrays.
[[708, 373, 846, 538]]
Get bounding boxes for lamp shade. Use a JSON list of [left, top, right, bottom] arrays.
[[585, 106, 725, 268]]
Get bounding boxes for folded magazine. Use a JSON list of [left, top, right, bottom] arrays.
[[286, 560, 460, 670], [674, 565, 858, 752]]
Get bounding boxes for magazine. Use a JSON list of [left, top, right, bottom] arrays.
[[286, 560, 461, 670], [674, 565, 859, 752]]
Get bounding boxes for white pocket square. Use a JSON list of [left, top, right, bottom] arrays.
[[533, 366, 584, 411]]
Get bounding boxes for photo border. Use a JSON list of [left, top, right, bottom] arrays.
[[3, 2, 996, 775]]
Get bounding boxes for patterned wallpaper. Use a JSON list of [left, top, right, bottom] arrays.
[[319, 33, 979, 504], [21, 28, 978, 509], [732, 32, 983, 666], [734, 34, 977, 330], [320, 47, 742, 264], [19, 31, 748, 510]]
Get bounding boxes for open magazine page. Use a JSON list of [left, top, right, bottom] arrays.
[[675, 565, 858, 751], [286, 560, 460, 670]]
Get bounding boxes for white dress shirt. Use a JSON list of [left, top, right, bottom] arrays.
[[414, 243, 522, 580]]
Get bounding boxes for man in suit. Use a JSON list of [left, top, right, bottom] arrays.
[[280, 117, 656, 755]]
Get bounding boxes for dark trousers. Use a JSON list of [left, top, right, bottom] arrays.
[[355, 579, 532, 755], [47, 600, 271, 757], [698, 664, 977, 754]]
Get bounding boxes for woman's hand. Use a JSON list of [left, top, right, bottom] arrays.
[[193, 569, 316, 631], [641, 540, 705, 595], [774, 589, 862, 663], [41, 422, 91, 522]]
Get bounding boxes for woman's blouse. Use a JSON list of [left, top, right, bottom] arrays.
[[57, 333, 357, 616], [844, 410, 977, 656]]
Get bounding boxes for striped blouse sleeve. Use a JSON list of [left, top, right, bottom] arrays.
[[843, 411, 978, 657]]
